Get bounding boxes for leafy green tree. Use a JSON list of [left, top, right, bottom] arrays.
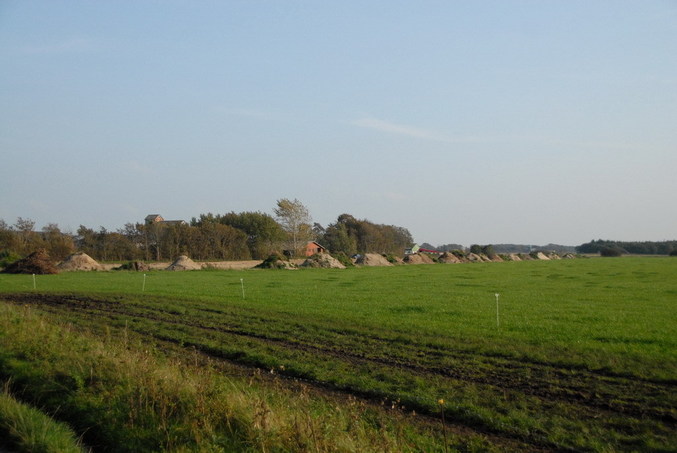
[[600, 246, 623, 257], [13, 217, 42, 255], [0, 219, 16, 254], [41, 223, 75, 261], [219, 211, 285, 259], [319, 214, 412, 256], [196, 222, 250, 260], [481, 244, 496, 258], [76, 225, 98, 258], [322, 222, 357, 256]]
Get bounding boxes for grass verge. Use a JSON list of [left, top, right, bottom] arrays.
[[0, 384, 84, 453], [0, 302, 496, 452]]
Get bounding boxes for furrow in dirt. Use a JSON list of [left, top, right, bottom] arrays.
[[4, 293, 674, 426]]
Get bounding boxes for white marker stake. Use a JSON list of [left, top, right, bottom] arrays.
[[495, 293, 500, 328], [32, 274, 36, 290], [142, 274, 147, 292], [240, 278, 245, 300]]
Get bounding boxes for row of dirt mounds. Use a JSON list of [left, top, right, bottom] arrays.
[[2, 249, 579, 274], [355, 251, 575, 266]]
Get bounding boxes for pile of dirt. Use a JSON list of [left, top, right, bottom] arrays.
[[465, 253, 483, 263], [114, 261, 150, 271], [165, 255, 202, 271], [534, 252, 550, 261], [300, 253, 346, 269], [58, 252, 102, 271], [438, 252, 462, 263], [256, 253, 297, 269], [507, 254, 522, 261], [403, 253, 435, 264], [354, 253, 393, 267], [2, 249, 59, 274]]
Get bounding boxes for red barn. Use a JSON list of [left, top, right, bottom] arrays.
[[305, 241, 327, 257]]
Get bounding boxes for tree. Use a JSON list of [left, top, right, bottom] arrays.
[[219, 211, 285, 259], [481, 244, 496, 258], [318, 214, 412, 256], [274, 198, 313, 255], [600, 246, 623, 257], [41, 223, 75, 261], [0, 219, 16, 253], [322, 222, 357, 256], [13, 217, 41, 255]]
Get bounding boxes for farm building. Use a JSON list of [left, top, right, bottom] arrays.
[[145, 214, 187, 227], [305, 241, 327, 257]]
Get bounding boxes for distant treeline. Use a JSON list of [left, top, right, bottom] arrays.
[[0, 208, 413, 264], [576, 239, 677, 255]]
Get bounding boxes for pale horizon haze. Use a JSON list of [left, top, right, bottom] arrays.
[[1, 1, 676, 247]]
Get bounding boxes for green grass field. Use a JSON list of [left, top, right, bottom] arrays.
[[1, 257, 675, 451]]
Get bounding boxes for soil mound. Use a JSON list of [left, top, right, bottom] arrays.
[[438, 252, 461, 263], [466, 253, 483, 263], [403, 253, 435, 264], [300, 253, 346, 269], [3, 249, 58, 274], [165, 255, 201, 271], [354, 253, 393, 266], [58, 252, 102, 271], [534, 252, 550, 261], [256, 253, 297, 269]]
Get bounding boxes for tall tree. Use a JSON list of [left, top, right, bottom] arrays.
[[319, 214, 413, 256], [13, 217, 41, 255], [41, 223, 75, 261], [274, 198, 313, 255], [219, 211, 285, 259]]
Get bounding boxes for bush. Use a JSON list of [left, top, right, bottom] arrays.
[[256, 252, 294, 269], [331, 252, 354, 267], [600, 247, 623, 257], [669, 250, 677, 256], [0, 251, 21, 269], [384, 253, 398, 264]]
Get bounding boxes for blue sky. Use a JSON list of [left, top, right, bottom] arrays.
[[1, 1, 676, 246]]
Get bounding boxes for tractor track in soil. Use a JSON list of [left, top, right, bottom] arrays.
[[1, 293, 559, 452], [3, 293, 675, 451]]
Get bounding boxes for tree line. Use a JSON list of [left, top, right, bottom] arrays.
[[0, 199, 414, 264], [576, 239, 677, 255]]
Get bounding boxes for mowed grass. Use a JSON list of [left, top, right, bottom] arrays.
[[2, 257, 675, 381], [1, 256, 676, 451]]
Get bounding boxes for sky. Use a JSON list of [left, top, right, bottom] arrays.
[[1, 1, 676, 247]]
